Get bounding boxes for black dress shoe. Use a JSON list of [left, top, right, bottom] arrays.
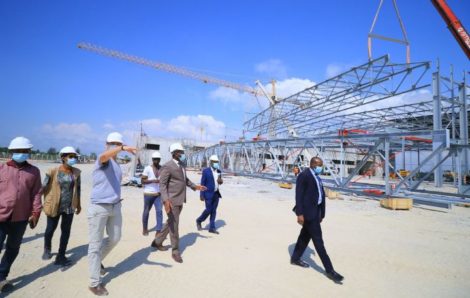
[[326, 270, 344, 283], [196, 221, 202, 231], [290, 259, 309, 268], [208, 229, 219, 234], [54, 255, 73, 267], [42, 248, 52, 260], [0, 280, 13, 293]]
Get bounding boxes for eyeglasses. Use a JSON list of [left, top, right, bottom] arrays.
[[67, 155, 78, 159]]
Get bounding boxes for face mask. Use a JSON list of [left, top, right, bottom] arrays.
[[179, 154, 187, 162], [212, 162, 220, 170], [67, 158, 77, 166], [12, 153, 29, 163], [313, 166, 323, 175]]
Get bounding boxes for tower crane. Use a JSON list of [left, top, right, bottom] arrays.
[[77, 42, 296, 137], [78, 42, 271, 97]]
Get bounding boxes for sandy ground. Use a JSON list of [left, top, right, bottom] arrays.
[[1, 162, 470, 298]]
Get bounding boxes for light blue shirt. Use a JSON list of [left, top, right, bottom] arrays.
[[310, 168, 323, 205], [91, 157, 122, 204]]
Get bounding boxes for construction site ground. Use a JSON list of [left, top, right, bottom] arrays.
[[6, 162, 470, 298]]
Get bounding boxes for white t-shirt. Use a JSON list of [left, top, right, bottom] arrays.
[[142, 165, 160, 194], [309, 168, 323, 205], [212, 167, 220, 191]]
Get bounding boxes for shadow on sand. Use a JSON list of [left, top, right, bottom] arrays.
[[102, 246, 172, 285], [202, 219, 227, 231], [179, 232, 208, 254], [3, 244, 88, 296], [21, 233, 45, 245], [287, 243, 325, 274]]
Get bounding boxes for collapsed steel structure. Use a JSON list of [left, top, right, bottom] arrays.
[[188, 55, 470, 207]]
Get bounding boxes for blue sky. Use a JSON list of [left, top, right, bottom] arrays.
[[1, 0, 469, 154]]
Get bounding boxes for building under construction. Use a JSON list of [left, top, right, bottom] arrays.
[[188, 54, 469, 207], [187, 1, 470, 208], [78, 0, 470, 208]]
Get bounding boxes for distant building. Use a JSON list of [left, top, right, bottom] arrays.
[[131, 134, 214, 177]]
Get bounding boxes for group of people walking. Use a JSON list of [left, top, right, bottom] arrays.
[[0, 132, 225, 295], [0, 131, 343, 296]]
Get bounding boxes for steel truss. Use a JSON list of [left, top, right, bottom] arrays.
[[244, 55, 431, 138], [188, 57, 470, 208], [189, 130, 469, 206]]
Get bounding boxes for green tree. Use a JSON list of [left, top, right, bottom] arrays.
[[47, 147, 57, 155]]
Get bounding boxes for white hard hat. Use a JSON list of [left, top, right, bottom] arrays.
[[152, 151, 162, 159], [106, 132, 124, 144], [169, 143, 184, 153], [8, 136, 33, 150], [59, 146, 79, 156], [209, 155, 219, 162]]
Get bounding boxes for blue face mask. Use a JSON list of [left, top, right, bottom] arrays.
[[179, 154, 187, 162], [12, 153, 29, 163], [313, 166, 323, 175], [212, 162, 220, 170], [67, 158, 77, 166]]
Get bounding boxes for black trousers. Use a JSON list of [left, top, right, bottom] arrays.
[[0, 221, 28, 280], [291, 215, 334, 273], [44, 213, 74, 256]]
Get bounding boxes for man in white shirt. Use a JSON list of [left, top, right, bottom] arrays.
[[141, 152, 163, 236]]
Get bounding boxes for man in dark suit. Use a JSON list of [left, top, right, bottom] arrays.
[[291, 157, 344, 283], [196, 155, 223, 234]]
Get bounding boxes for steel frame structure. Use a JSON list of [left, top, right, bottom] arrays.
[[243, 55, 431, 138], [188, 56, 470, 207], [189, 130, 469, 206]]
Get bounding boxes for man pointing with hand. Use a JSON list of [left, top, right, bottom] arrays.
[[151, 143, 206, 263]]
